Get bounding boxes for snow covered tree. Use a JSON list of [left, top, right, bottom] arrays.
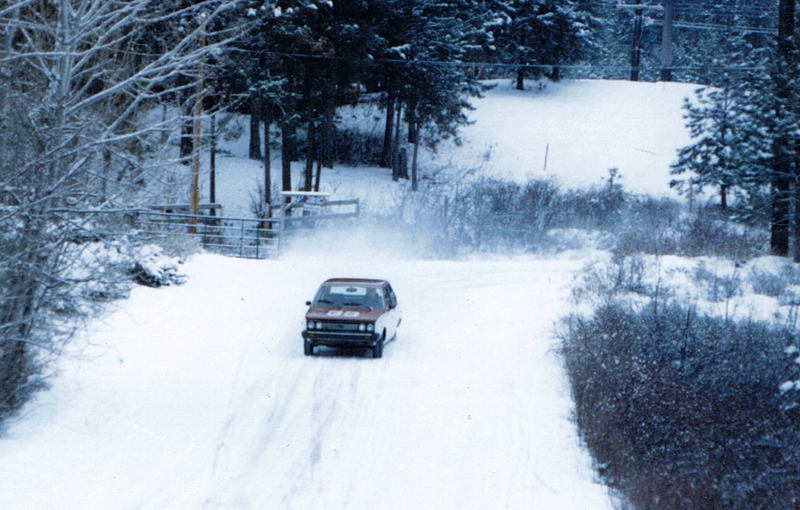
[[671, 72, 774, 212], [229, 0, 489, 183], [0, 0, 247, 422], [672, 4, 800, 259], [669, 0, 777, 84], [230, 0, 387, 191], [491, 0, 596, 89], [371, 0, 491, 174], [583, 0, 778, 83]]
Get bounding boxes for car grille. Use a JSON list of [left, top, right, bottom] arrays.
[[319, 322, 360, 332]]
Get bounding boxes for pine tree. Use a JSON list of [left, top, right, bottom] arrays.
[[372, 0, 491, 172], [491, 0, 597, 88], [671, 76, 774, 213], [671, 14, 800, 258]]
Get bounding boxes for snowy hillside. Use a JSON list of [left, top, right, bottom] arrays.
[[436, 79, 697, 195], [212, 79, 699, 219], [0, 79, 700, 510]]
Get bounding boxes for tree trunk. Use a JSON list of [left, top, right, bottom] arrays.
[[772, 175, 791, 256], [264, 108, 272, 211], [382, 91, 396, 168], [0, 337, 32, 417], [793, 180, 800, 263], [321, 62, 336, 169], [281, 123, 293, 192], [314, 158, 322, 192], [407, 103, 417, 144], [322, 106, 334, 168], [516, 69, 525, 91], [399, 147, 408, 180], [392, 102, 403, 181], [286, 124, 298, 163], [412, 134, 419, 192], [304, 121, 315, 191], [773, 0, 795, 257], [779, 0, 795, 55], [0, 219, 47, 418], [180, 113, 193, 163], [249, 107, 262, 160]]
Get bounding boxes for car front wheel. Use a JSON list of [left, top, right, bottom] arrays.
[[304, 342, 314, 356], [372, 334, 384, 359]]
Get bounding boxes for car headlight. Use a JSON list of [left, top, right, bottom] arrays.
[[316, 321, 323, 330], [307, 321, 315, 330], [358, 323, 366, 332], [367, 324, 375, 332]]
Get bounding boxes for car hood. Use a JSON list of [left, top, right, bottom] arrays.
[[306, 306, 385, 321]]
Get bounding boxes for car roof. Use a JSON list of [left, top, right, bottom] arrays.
[[322, 278, 388, 287]]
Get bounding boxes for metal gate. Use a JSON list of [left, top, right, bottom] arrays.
[[142, 193, 359, 259]]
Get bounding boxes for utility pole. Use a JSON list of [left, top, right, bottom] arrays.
[[630, 0, 643, 81], [190, 28, 205, 233], [660, 0, 674, 82], [209, 114, 216, 217], [619, 2, 666, 81]]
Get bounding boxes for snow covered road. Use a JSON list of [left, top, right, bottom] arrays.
[[0, 239, 613, 510]]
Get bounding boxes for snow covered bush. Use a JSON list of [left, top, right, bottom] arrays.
[[570, 254, 655, 306], [0, 230, 186, 431], [691, 261, 743, 304], [387, 172, 769, 260], [127, 245, 186, 288], [553, 183, 627, 231], [559, 302, 800, 510], [562, 253, 800, 510], [678, 207, 767, 260]]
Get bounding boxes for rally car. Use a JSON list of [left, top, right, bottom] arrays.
[[303, 278, 401, 358]]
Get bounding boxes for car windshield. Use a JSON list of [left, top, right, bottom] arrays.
[[314, 284, 385, 310]]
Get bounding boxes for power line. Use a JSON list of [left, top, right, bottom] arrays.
[[251, 49, 770, 73], [651, 20, 778, 35]]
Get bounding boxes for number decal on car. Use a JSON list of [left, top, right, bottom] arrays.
[[326, 310, 361, 317]]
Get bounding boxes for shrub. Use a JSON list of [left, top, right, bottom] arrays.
[[692, 261, 742, 303], [387, 171, 770, 260], [559, 302, 800, 510], [750, 268, 789, 298], [297, 127, 384, 167], [678, 207, 767, 260], [571, 254, 654, 305], [127, 245, 186, 288], [613, 198, 682, 257]]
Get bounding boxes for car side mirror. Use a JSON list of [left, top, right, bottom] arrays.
[[305, 301, 312, 306]]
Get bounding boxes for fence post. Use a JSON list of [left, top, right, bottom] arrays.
[[240, 219, 245, 258], [279, 194, 287, 257], [278, 191, 331, 258]]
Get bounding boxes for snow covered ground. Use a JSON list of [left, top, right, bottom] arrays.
[[213, 79, 699, 218], [0, 79, 701, 509]]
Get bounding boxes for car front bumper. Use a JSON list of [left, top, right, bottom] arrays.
[[303, 330, 380, 348]]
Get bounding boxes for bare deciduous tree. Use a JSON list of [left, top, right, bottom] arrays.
[[0, 0, 247, 424]]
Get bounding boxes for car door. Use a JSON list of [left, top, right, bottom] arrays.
[[383, 283, 401, 341]]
